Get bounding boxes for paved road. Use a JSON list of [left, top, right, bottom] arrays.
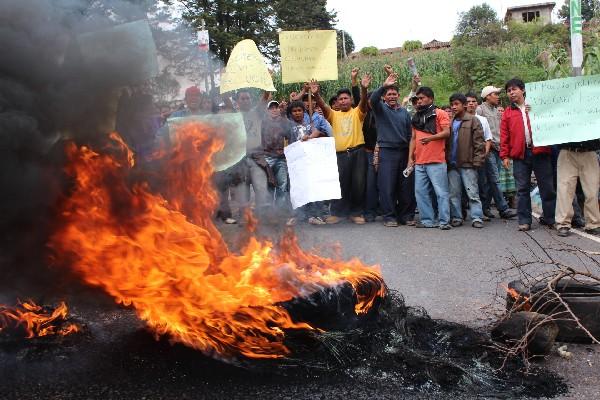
[[222, 214, 600, 400]]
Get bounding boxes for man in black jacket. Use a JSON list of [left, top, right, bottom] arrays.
[[369, 73, 415, 226]]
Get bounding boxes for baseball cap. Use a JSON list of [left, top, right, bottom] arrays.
[[481, 86, 501, 99]]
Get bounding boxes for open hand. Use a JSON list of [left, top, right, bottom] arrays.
[[360, 73, 372, 89], [384, 73, 398, 87], [384, 64, 394, 76], [309, 79, 320, 95]]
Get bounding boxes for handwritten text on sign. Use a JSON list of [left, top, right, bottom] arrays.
[[220, 39, 275, 93], [527, 74, 600, 146], [279, 30, 338, 84]]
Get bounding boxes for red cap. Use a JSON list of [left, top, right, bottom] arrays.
[[185, 86, 202, 97]]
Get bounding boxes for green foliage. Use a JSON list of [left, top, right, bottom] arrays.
[[454, 4, 504, 46], [583, 25, 600, 74], [273, 0, 336, 30], [360, 46, 379, 57], [505, 21, 570, 48], [337, 30, 355, 58], [178, 0, 337, 63], [558, 0, 600, 21], [402, 40, 422, 52]]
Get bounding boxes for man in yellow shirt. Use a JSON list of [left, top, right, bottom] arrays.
[[311, 74, 371, 224]]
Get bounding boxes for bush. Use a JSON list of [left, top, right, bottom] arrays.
[[359, 46, 379, 57], [403, 40, 422, 52]]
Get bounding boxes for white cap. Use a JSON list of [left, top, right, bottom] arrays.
[[267, 100, 279, 109], [481, 86, 502, 99]]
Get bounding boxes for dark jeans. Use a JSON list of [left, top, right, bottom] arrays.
[[365, 151, 379, 220], [296, 201, 325, 220], [377, 147, 416, 223], [332, 147, 367, 217], [512, 149, 556, 225], [478, 150, 509, 213]]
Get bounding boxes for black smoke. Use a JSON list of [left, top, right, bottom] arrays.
[[0, 0, 161, 296]]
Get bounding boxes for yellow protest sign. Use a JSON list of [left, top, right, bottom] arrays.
[[279, 30, 338, 84], [220, 39, 275, 94]]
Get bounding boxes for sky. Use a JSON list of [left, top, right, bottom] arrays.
[[327, 0, 564, 50]]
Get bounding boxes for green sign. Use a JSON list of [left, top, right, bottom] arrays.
[[527, 75, 600, 146], [570, 0, 583, 35]]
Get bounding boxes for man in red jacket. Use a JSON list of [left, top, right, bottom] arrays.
[[500, 78, 556, 231]]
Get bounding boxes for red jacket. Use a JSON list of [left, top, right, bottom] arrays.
[[500, 104, 551, 160]]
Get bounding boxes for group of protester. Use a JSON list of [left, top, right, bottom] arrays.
[[151, 65, 600, 237]]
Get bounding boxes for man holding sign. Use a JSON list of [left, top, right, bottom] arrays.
[[500, 78, 556, 232]]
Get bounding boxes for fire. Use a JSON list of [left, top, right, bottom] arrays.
[[0, 300, 80, 338], [503, 285, 531, 312], [49, 123, 386, 360]]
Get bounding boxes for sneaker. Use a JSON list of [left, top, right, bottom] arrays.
[[350, 215, 366, 225], [518, 224, 531, 231], [383, 220, 399, 227], [223, 217, 237, 224], [308, 216, 326, 225], [325, 215, 341, 224], [500, 209, 517, 219], [405, 220, 417, 226], [415, 222, 436, 228], [557, 227, 570, 237], [439, 224, 452, 230], [585, 227, 600, 235], [538, 216, 555, 226], [472, 220, 484, 228], [483, 209, 495, 219], [482, 215, 491, 222], [450, 219, 463, 227]]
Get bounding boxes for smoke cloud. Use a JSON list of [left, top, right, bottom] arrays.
[[0, 0, 163, 295]]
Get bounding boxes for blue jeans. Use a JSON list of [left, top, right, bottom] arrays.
[[448, 167, 483, 223], [265, 156, 289, 209], [512, 149, 556, 225], [377, 147, 416, 223], [365, 151, 379, 220], [415, 163, 450, 226]]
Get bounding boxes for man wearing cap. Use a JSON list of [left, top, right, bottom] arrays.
[[500, 78, 556, 232], [170, 86, 212, 117], [475, 88, 517, 220]]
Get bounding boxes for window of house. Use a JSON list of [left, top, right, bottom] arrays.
[[522, 11, 538, 22]]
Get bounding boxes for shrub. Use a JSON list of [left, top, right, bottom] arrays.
[[403, 40, 422, 52], [359, 46, 379, 57]]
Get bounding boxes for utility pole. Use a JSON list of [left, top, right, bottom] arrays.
[[570, 0, 583, 76]]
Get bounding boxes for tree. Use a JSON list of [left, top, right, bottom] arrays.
[[178, 0, 279, 62], [454, 4, 505, 46], [360, 46, 379, 57], [337, 30, 355, 58], [403, 40, 422, 52], [273, 0, 336, 30], [558, 0, 600, 21]]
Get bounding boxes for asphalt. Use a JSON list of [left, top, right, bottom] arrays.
[[1, 214, 598, 399]]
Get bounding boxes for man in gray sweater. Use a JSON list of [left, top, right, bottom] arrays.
[[370, 73, 415, 227]]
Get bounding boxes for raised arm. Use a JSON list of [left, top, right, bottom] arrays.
[[310, 80, 331, 121], [351, 67, 361, 107], [358, 73, 371, 114]]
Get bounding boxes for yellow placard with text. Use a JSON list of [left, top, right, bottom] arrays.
[[279, 30, 338, 84], [220, 39, 275, 94]]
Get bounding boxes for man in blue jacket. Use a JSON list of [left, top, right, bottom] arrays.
[[370, 73, 415, 227]]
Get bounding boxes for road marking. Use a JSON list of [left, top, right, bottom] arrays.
[[532, 212, 600, 245]]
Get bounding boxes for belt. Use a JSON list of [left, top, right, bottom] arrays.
[[337, 144, 364, 154], [565, 147, 593, 153]]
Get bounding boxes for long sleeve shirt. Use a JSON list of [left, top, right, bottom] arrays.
[[369, 86, 412, 148]]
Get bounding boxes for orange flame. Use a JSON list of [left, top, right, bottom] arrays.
[[49, 123, 386, 360], [0, 300, 80, 338], [503, 285, 531, 312]]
